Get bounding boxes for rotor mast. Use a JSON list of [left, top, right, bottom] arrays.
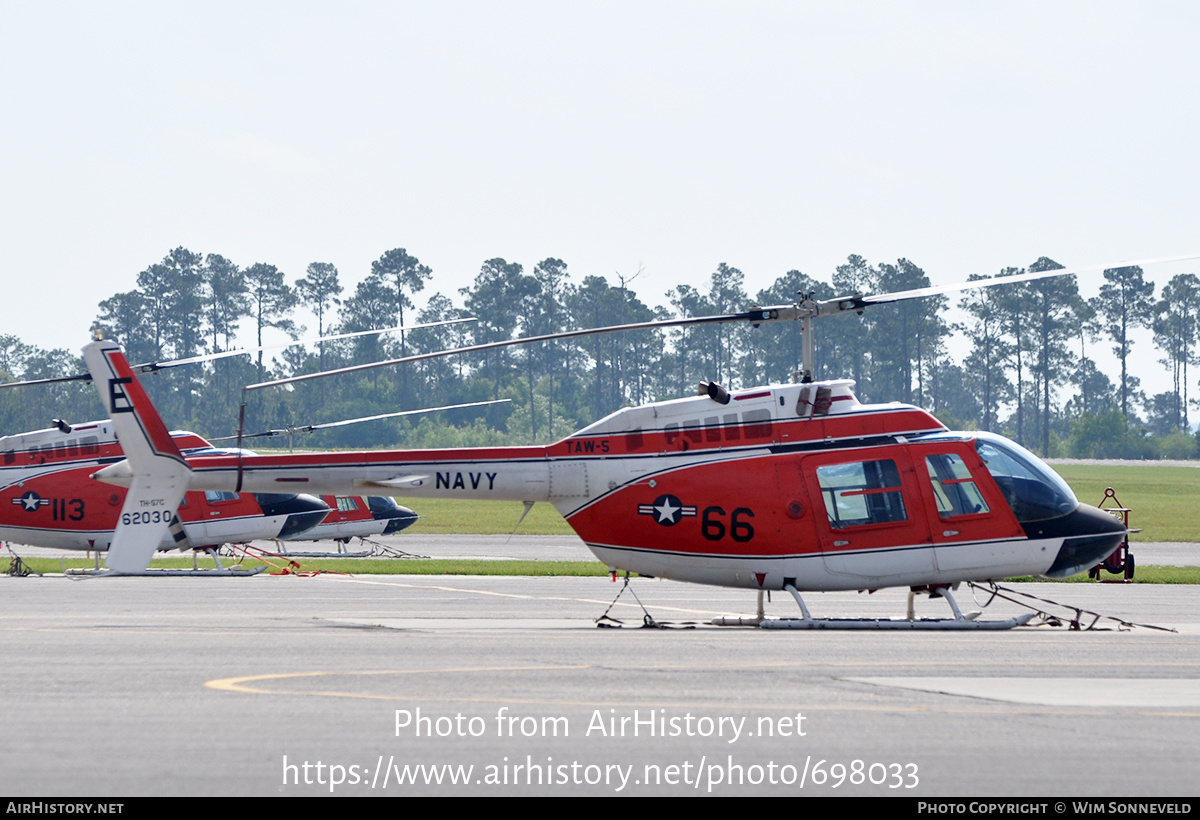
[[764, 292, 867, 383]]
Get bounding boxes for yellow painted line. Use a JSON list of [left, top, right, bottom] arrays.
[[206, 665, 591, 694], [202, 667, 1200, 716]]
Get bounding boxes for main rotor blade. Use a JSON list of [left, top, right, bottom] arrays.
[[0, 372, 93, 389], [245, 251, 1200, 391], [858, 253, 1200, 308], [210, 399, 511, 441], [305, 399, 512, 430], [139, 316, 478, 371], [245, 308, 793, 391], [0, 317, 477, 389]]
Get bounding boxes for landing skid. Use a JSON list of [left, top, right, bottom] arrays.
[[262, 537, 424, 559], [65, 546, 267, 577], [712, 585, 1035, 631], [270, 547, 374, 559], [262, 535, 427, 561], [759, 613, 1035, 630], [66, 566, 268, 577]]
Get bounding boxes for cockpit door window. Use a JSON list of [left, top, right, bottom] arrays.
[[925, 453, 989, 518]]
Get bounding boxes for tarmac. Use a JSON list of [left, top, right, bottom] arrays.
[[2, 534, 1199, 796]]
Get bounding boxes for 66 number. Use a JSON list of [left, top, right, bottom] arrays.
[[701, 506, 754, 542]]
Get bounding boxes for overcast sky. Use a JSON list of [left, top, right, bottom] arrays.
[[2, 1, 1198, 400]]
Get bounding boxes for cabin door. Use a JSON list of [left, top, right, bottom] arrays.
[[802, 448, 935, 583]]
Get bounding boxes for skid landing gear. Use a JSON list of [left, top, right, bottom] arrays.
[[712, 584, 1034, 630], [65, 547, 267, 577], [266, 538, 373, 559]]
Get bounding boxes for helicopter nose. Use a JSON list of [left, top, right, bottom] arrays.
[[1041, 504, 1128, 578], [257, 494, 331, 539], [381, 505, 419, 534]]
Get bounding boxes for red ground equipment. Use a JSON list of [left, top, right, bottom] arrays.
[[1088, 487, 1135, 582]]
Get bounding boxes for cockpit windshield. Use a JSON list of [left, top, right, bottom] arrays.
[[367, 496, 402, 514], [973, 432, 1077, 522]]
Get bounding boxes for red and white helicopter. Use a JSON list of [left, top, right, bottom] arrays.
[[282, 495, 418, 542], [0, 419, 334, 572], [0, 318, 484, 570], [0, 416, 430, 566], [270, 495, 419, 558], [80, 255, 1192, 626]]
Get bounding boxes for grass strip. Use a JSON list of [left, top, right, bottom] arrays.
[[405, 499, 574, 535], [1053, 463, 1200, 543]]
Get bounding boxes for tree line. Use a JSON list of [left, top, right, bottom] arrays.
[[2, 246, 1198, 460]]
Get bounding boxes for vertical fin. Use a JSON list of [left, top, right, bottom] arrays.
[[81, 340, 192, 573]]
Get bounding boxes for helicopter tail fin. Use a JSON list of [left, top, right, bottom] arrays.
[[82, 339, 192, 573]]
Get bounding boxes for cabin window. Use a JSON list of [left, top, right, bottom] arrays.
[[816, 459, 907, 528], [722, 413, 741, 441], [742, 409, 773, 438], [204, 491, 239, 504], [704, 416, 721, 443], [336, 497, 360, 512], [682, 420, 702, 445], [663, 422, 679, 445], [925, 454, 989, 517]]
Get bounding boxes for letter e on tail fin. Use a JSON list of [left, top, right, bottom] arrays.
[[82, 340, 192, 573]]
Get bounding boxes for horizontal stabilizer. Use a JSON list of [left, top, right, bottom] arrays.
[[354, 475, 430, 489]]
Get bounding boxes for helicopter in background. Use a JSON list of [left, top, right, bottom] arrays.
[[0, 319, 490, 568], [0, 418, 428, 561], [0, 419, 329, 567]]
